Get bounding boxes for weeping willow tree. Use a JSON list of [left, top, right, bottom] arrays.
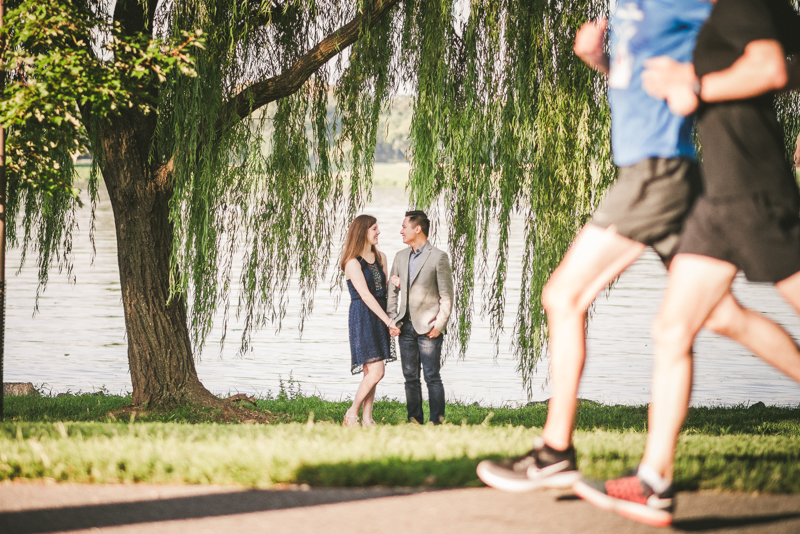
[[79, 0, 402, 406], [1, 0, 202, 412], [12, 0, 800, 407], [157, 0, 614, 404]]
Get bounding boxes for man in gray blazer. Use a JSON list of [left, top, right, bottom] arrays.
[[387, 210, 454, 424]]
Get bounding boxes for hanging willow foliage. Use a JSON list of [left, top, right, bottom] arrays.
[[777, 93, 800, 168], [2, 0, 200, 304], [159, 0, 616, 389], [160, 0, 399, 354], [11, 0, 800, 395], [403, 0, 613, 391]]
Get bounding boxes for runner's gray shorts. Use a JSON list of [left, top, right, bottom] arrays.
[[678, 191, 800, 283], [589, 157, 701, 260]]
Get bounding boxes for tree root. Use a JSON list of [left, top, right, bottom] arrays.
[[226, 393, 258, 407], [107, 394, 286, 424]]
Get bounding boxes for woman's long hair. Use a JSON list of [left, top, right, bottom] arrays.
[[340, 214, 381, 271]]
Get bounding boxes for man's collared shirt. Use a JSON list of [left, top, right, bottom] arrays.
[[408, 242, 427, 282]]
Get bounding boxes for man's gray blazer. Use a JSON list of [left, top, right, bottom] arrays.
[[387, 243, 454, 335]]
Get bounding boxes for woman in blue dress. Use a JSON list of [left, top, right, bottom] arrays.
[[340, 214, 397, 427]]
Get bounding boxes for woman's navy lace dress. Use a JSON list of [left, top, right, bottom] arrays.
[[347, 256, 397, 374]]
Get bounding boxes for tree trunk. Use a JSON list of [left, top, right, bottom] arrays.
[[92, 0, 399, 408], [97, 110, 218, 406]]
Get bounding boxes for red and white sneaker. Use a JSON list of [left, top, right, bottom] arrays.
[[572, 473, 674, 527]]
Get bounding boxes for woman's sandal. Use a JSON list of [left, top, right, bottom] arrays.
[[361, 418, 376, 428], [343, 412, 359, 427]]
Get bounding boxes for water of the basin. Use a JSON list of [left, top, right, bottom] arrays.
[[6, 170, 800, 407]]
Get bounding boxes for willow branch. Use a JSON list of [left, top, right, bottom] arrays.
[[237, 1, 289, 32], [217, 0, 399, 132]]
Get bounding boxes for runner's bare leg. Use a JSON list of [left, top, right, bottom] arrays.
[[641, 254, 737, 478], [543, 228, 800, 455], [706, 290, 800, 384], [541, 224, 645, 450], [776, 269, 800, 317]]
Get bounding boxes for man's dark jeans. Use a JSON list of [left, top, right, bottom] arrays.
[[398, 321, 445, 424]]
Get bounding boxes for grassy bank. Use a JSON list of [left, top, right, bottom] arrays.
[[2, 393, 799, 492], [6, 390, 798, 435]]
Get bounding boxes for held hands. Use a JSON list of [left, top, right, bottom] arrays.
[[642, 57, 699, 117], [387, 319, 400, 337], [574, 19, 609, 73], [386, 276, 400, 336]]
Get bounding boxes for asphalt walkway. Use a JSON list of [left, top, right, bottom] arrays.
[[1, 483, 800, 533]]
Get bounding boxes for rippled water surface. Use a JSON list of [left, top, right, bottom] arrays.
[[6, 166, 800, 406]]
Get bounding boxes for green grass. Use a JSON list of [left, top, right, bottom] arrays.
[[2, 392, 799, 492]]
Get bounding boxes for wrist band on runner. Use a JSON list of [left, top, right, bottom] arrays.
[[693, 78, 703, 101]]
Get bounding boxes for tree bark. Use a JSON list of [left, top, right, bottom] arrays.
[[97, 109, 218, 406]]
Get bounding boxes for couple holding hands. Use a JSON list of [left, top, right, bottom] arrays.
[[340, 210, 454, 427]]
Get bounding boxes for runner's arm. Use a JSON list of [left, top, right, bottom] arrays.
[[696, 40, 787, 102], [574, 19, 609, 75], [643, 40, 788, 116]]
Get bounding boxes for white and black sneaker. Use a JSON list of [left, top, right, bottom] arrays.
[[476, 436, 580, 492]]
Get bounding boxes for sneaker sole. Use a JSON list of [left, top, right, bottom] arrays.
[[572, 480, 673, 528], [476, 461, 580, 492]]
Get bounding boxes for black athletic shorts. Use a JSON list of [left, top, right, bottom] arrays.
[[590, 157, 702, 260], [678, 191, 800, 283]]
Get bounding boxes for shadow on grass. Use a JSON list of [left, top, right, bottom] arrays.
[[572, 404, 800, 435], [681, 405, 800, 436], [299, 451, 800, 494], [673, 452, 800, 493], [294, 457, 488, 488], [0, 487, 422, 534]]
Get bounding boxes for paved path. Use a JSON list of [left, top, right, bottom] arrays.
[[2, 483, 800, 533]]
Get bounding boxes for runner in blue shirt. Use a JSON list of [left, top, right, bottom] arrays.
[[572, 0, 800, 527], [477, 1, 800, 526]]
